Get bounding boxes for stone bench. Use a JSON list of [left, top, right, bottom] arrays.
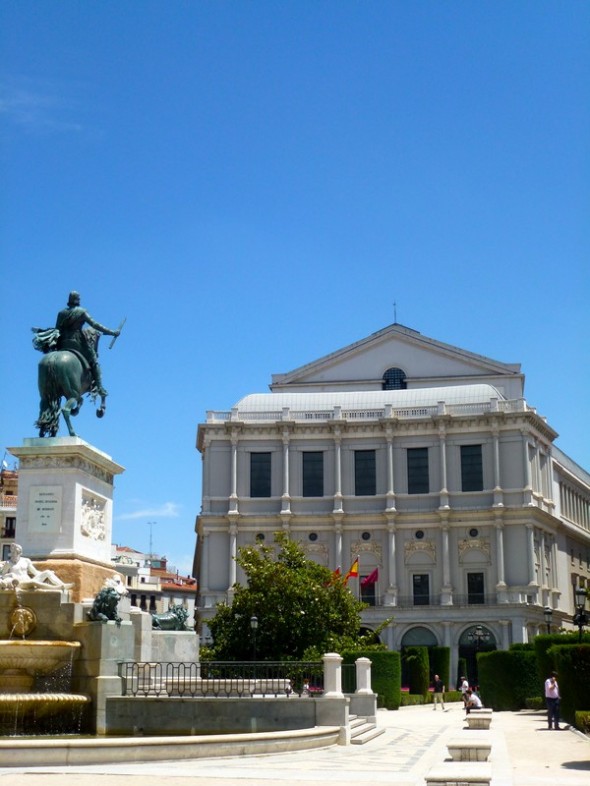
[[447, 733, 492, 761], [425, 762, 492, 786], [465, 710, 492, 730]]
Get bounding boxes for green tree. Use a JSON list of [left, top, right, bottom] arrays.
[[206, 533, 369, 661]]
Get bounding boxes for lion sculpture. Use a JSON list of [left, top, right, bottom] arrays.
[[87, 575, 127, 627], [151, 604, 189, 631]]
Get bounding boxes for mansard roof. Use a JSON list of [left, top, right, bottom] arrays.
[[235, 383, 504, 413]]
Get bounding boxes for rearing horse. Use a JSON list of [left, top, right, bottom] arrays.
[[36, 331, 106, 437]]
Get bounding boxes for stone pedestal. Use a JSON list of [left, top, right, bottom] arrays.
[[8, 438, 125, 600]]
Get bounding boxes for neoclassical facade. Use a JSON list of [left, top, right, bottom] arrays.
[[194, 324, 590, 679]]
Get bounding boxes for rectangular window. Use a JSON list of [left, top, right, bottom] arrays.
[[461, 445, 483, 491], [467, 572, 485, 604], [302, 452, 324, 497], [2, 516, 16, 538], [355, 450, 376, 496], [407, 448, 429, 494], [360, 578, 376, 606], [413, 574, 430, 606], [250, 452, 272, 497]]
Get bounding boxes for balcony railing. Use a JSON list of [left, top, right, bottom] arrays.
[[206, 398, 530, 425], [367, 593, 499, 608]]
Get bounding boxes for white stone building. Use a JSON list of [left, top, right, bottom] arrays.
[[194, 324, 590, 681]]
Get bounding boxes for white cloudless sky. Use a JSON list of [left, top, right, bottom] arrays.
[[1, 2, 588, 574]]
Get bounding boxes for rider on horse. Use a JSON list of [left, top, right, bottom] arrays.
[[34, 291, 120, 398]]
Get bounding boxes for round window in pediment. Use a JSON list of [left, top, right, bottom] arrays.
[[383, 367, 407, 390]]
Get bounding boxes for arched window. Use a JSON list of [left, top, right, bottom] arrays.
[[383, 367, 407, 390]]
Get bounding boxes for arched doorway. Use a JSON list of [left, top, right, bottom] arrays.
[[458, 624, 496, 688], [400, 626, 438, 687]]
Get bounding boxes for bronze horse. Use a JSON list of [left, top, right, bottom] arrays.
[[36, 330, 106, 438]]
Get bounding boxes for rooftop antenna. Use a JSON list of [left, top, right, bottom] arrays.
[[147, 521, 156, 565], [393, 301, 398, 323]]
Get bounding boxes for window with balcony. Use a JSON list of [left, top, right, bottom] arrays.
[[407, 448, 429, 494], [413, 573, 430, 605], [461, 444, 483, 491], [360, 578, 376, 606], [302, 452, 324, 497], [467, 572, 485, 604], [355, 450, 376, 496], [250, 452, 272, 497]]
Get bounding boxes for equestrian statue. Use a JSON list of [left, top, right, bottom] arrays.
[[32, 291, 124, 437]]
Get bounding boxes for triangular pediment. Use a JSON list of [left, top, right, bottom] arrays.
[[270, 323, 523, 399]]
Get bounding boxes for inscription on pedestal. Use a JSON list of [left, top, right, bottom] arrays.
[[28, 486, 62, 532]]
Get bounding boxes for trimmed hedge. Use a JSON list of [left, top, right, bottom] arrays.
[[404, 646, 429, 697], [534, 633, 590, 686], [342, 649, 401, 710], [429, 646, 450, 690], [549, 644, 590, 725], [477, 649, 539, 710], [574, 711, 590, 735]]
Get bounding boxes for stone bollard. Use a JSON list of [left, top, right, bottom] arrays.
[[322, 652, 344, 698], [355, 657, 372, 695]]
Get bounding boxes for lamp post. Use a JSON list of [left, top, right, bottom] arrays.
[[543, 606, 553, 635], [467, 624, 491, 651], [573, 587, 588, 643], [250, 615, 258, 662]]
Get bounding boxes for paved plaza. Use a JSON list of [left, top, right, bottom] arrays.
[[0, 703, 588, 786]]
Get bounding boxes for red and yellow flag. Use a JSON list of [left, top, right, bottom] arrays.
[[345, 558, 359, 582]]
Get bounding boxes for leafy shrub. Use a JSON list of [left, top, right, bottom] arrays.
[[404, 646, 429, 697], [549, 644, 590, 724], [478, 649, 539, 710], [428, 647, 450, 690], [525, 697, 545, 710], [342, 649, 401, 710], [400, 693, 425, 706], [574, 710, 590, 735]]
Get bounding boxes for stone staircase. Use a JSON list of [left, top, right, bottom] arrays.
[[349, 714, 385, 745]]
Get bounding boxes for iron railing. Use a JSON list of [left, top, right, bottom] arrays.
[[119, 660, 333, 698]]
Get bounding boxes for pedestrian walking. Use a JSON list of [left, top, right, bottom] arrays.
[[544, 671, 561, 730], [432, 674, 445, 710]]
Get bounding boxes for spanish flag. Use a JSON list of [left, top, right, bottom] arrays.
[[345, 558, 359, 583]]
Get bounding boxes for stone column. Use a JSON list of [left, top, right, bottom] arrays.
[[526, 523, 537, 586], [333, 430, 343, 514], [440, 518, 452, 605], [229, 432, 239, 514], [228, 522, 238, 587], [280, 430, 291, 515], [495, 514, 507, 601], [522, 431, 533, 506], [200, 532, 209, 593], [492, 425, 504, 507], [438, 426, 450, 509], [385, 518, 398, 605], [334, 524, 343, 574], [385, 431, 396, 512]]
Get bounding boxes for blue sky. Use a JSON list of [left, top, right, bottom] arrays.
[[1, 2, 588, 575]]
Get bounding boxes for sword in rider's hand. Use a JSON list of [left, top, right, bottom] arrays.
[[109, 317, 126, 350]]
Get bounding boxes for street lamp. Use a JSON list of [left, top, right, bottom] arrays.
[[573, 587, 588, 643], [250, 615, 258, 662], [467, 625, 491, 651], [543, 606, 553, 635]]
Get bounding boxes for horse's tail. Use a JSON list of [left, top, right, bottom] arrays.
[[35, 355, 62, 434]]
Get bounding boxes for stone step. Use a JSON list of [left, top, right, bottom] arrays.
[[350, 722, 385, 745]]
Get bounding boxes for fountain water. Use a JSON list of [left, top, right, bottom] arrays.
[[0, 573, 90, 735]]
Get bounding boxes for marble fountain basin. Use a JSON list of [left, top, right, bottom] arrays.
[[0, 640, 82, 692]]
